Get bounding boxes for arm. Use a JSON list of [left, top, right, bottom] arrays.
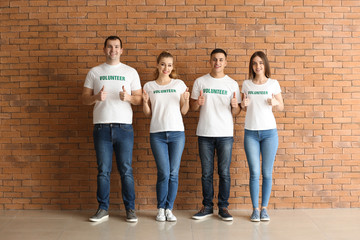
[[190, 90, 205, 111], [267, 93, 284, 111], [142, 89, 151, 117], [120, 86, 142, 106], [180, 88, 190, 115], [231, 92, 241, 116], [82, 86, 106, 105]]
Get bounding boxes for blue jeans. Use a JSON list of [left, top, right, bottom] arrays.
[[198, 136, 234, 208], [93, 124, 136, 211], [150, 131, 185, 210], [244, 129, 278, 209]]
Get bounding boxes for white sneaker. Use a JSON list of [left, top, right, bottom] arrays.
[[165, 209, 177, 222], [156, 208, 165, 222]]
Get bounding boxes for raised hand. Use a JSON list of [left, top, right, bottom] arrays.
[[267, 94, 279, 106], [198, 90, 205, 106], [119, 85, 131, 102], [242, 93, 249, 107], [97, 85, 107, 101], [182, 87, 190, 101], [231, 92, 238, 108]]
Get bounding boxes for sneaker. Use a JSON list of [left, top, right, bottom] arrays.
[[218, 207, 233, 221], [156, 208, 165, 222], [89, 208, 109, 222], [165, 209, 177, 222], [192, 206, 213, 220], [250, 209, 260, 222], [126, 209, 138, 223], [260, 208, 270, 221]]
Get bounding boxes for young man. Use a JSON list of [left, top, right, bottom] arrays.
[[191, 49, 241, 221], [82, 36, 142, 223]]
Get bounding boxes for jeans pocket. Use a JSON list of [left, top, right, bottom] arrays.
[[120, 124, 133, 133]]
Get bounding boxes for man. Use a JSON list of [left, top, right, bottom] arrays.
[[191, 49, 241, 221], [82, 36, 142, 222]]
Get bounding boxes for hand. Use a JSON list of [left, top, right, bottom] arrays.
[[182, 88, 190, 101], [142, 89, 149, 103], [231, 92, 238, 108], [267, 94, 279, 106], [119, 85, 131, 102], [242, 93, 249, 107], [97, 86, 107, 101], [198, 90, 205, 106]]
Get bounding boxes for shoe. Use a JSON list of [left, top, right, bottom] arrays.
[[260, 208, 270, 221], [192, 206, 213, 220], [165, 209, 177, 222], [156, 208, 165, 222], [218, 207, 233, 221], [250, 209, 260, 222], [126, 209, 138, 222], [89, 208, 109, 222]]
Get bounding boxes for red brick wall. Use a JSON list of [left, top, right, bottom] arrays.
[[0, 0, 359, 210]]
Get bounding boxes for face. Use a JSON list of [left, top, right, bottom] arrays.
[[210, 53, 227, 73], [157, 57, 173, 76], [252, 56, 265, 77], [103, 39, 123, 63]]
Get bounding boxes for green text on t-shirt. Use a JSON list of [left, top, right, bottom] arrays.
[[203, 88, 228, 95], [248, 91, 268, 95], [153, 89, 176, 94], [100, 76, 126, 81]]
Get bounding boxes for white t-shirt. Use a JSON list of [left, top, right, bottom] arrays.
[[143, 79, 187, 133], [84, 63, 141, 124], [191, 74, 241, 137], [241, 78, 281, 130]]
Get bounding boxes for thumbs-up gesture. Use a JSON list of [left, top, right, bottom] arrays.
[[267, 94, 279, 106], [142, 89, 149, 103], [97, 86, 107, 101], [231, 92, 238, 108], [182, 88, 190, 101], [198, 90, 205, 106], [241, 93, 249, 108], [119, 85, 130, 102]]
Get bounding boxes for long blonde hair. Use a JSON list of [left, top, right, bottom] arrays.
[[154, 51, 179, 79]]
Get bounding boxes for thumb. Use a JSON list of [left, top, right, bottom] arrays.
[[200, 90, 203, 96], [233, 92, 236, 98], [143, 89, 147, 94], [101, 85, 105, 91], [186, 87, 189, 92], [122, 86, 126, 92], [272, 94, 275, 98], [245, 93, 248, 99]]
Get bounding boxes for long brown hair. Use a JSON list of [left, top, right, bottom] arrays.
[[154, 51, 179, 79], [248, 51, 271, 80]]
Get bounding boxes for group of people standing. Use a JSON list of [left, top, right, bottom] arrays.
[[82, 36, 284, 224]]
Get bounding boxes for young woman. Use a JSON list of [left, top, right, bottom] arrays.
[[143, 51, 190, 222], [241, 51, 284, 222]]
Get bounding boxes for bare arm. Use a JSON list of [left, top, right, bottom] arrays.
[[82, 87, 106, 105]]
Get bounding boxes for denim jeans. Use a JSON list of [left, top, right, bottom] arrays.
[[93, 123, 135, 211], [150, 131, 185, 210], [244, 129, 278, 209], [198, 136, 234, 208]]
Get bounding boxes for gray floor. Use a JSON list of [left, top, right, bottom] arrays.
[[0, 209, 359, 240]]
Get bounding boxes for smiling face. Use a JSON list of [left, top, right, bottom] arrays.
[[103, 39, 123, 64], [157, 57, 174, 77], [210, 52, 227, 76], [252, 56, 265, 77]]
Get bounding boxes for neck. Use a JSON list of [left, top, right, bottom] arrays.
[[253, 75, 267, 84], [156, 76, 171, 85], [106, 58, 120, 65], [210, 71, 225, 79]]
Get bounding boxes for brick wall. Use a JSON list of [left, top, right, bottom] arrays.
[[0, 0, 359, 210]]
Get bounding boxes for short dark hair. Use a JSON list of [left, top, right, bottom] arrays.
[[104, 36, 122, 49], [210, 48, 227, 58], [248, 51, 271, 79]]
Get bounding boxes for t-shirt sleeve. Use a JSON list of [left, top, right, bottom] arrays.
[[130, 70, 142, 91], [191, 78, 200, 100], [234, 82, 241, 104], [273, 80, 281, 95], [84, 71, 95, 89], [179, 80, 187, 94]]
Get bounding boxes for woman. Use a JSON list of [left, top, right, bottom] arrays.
[[143, 51, 190, 222], [241, 51, 284, 222]]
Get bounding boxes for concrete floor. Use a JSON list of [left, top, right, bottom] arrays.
[[0, 208, 359, 240]]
